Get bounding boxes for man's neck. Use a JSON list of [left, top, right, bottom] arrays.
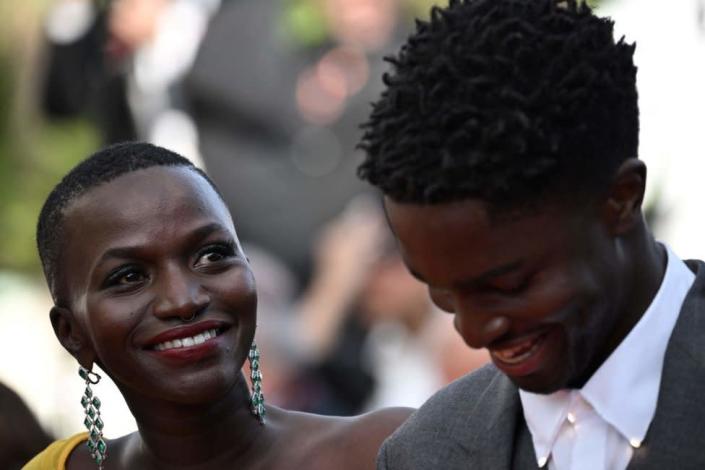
[[575, 225, 666, 388]]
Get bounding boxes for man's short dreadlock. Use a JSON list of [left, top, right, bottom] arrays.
[[358, 0, 638, 208]]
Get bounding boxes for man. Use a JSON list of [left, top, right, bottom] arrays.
[[357, 0, 705, 468]]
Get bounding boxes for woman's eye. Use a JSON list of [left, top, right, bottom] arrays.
[[104, 267, 146, 289], [202, 252, 224, 263], [119, 272, 144, 284], [195, 243, 235, 267]]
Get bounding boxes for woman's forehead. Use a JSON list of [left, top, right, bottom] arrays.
[[61, 167, 234, 255], [71, 166, 228, 220]]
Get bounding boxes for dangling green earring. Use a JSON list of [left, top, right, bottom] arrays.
[[79, 366, 106, 469], [248, 342, 266, 424]]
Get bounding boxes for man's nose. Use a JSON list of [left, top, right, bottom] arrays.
[[452, 298, 510, 349], [152, 265, 210, 321]]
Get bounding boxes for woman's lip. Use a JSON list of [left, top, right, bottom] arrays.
[[149, 333, 226, 362], [143, 320, 230, 348]]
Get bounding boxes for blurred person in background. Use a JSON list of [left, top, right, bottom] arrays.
[[268, 198, 487, 415], [41, 0, 218, 162], [41, 0, 431, 287], [184, 0, 418, 283], [0, 382, 52, 470]]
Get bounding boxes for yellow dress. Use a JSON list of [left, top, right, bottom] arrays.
[[22, 433, 88, 470]]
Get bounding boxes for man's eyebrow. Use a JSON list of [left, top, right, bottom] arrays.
[[468, 260, 525, 286], [407, 259, 525, 287], [95, 223, 229, 265]]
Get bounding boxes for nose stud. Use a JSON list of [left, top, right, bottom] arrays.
[[181, 311, 197, 323]]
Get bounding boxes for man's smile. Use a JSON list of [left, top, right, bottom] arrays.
[[487, 327, 558, 378]]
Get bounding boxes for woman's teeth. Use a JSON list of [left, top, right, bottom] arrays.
[[154, 329, 218, 351], [492, 334, 544, 365]]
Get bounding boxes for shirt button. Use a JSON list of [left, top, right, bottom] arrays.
[[567, 412, 576, 424]]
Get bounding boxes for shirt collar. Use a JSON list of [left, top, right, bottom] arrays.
[[519, 244, 695, 466], [520, 388, 571, 466]]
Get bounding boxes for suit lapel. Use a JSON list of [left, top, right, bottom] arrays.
[[627, 260, 705, 469], [448, 370, 533, 469], [512, 416, 539, 470]]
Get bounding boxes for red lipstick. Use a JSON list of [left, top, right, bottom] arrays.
[[144, 320, 229, 349]]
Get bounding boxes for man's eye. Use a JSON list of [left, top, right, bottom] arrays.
[[488, 278, 529, 295], [429, 287, 454, 313]]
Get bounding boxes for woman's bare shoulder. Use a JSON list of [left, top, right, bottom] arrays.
[[273, 407, 414, 470], [63, 409, 413, 470]]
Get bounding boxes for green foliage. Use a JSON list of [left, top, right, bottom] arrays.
[[279, 0, 608, 51], [281, 0, 330, 48], [0, 38, 99, 274], [407, 0, 606, 18], [406, 0, 448, 19], [0, 117, 99, 273]]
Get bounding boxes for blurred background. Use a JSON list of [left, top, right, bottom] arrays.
[[0, 0, 703, 465]]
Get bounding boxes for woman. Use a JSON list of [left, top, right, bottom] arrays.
[[25, 142, 411, 469]]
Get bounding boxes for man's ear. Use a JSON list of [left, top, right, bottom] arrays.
[[50, 306, 96, 369], [601, 158, 647, 236]]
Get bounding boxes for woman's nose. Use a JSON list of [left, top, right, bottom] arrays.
[[152, 265, 210, 321]]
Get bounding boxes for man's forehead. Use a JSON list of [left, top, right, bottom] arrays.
[[384, 197, 578, 283], [383, 197, 503, 241], [384, 195, 575, 229]]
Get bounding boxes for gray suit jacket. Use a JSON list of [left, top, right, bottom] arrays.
[[378, 260, 705, 469]]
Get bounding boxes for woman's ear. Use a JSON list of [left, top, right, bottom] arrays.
[[50, 306, 96, 369]]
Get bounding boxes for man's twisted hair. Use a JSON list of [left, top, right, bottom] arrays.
[[358, 0, 638, 207]]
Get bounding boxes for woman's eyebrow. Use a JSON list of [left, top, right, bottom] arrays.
[[95, 223, 231, 267], [188, 222, 230, 242], [96, 246, 143, 265]]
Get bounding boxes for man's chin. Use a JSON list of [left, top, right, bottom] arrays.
[[506, 370, 568, 395]]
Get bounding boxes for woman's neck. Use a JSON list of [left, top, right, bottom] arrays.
[[121, 375, 273, 469]]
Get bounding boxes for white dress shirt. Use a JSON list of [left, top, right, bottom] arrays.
[[519, 245, 695, 470]]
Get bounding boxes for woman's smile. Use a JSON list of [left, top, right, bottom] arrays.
[[144, 320, 234, 362]]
